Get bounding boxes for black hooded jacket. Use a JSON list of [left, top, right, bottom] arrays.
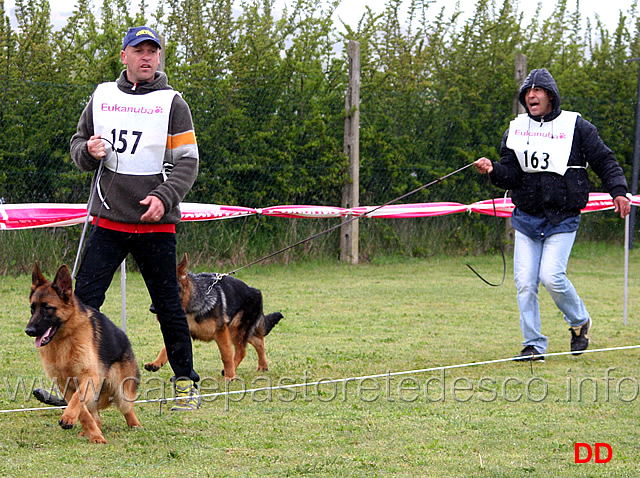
[[488, 68, 628, 224]]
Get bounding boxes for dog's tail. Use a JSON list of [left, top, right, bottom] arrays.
[[263, 312, 283, 336]]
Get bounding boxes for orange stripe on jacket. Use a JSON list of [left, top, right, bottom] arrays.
[[166, 130, 197, 150]]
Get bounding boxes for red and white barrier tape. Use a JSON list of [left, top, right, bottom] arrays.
[[1, 193, 637, 230]]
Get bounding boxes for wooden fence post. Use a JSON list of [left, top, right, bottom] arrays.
[[341, 41, 360, 264], [159, 35, 166, 72], [505, 54, 527, 244], [514, 53, 527, 115]]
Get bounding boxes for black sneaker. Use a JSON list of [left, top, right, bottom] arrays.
[[33, 387, 67, 407], [513, 345, 545, 362], [570, 318, 591, 355]]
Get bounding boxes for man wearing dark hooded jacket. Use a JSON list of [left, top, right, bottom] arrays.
[[474, 68, 631, 361]]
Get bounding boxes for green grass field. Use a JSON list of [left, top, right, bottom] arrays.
[[0, 243, 638, 477]]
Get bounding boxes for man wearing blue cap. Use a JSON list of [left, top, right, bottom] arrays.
[[120, 27, 164, 86], [34, 26, 201, 411]]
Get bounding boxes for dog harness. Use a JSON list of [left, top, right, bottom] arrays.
[[206, 273, 229, 294]]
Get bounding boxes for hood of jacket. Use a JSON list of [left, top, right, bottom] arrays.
[[518, 68, 561, 119], [116, 70, 171, 93]]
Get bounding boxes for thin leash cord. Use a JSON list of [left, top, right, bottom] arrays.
[[71, 161, 103, 278], [3, 344, 639, 413], [71, 138, 118, 279], [465, 176, 507, 287], [227, 162, 477, 275]]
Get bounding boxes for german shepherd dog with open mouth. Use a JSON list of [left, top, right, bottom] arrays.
[[144, 253, 283, 380], [26, 263, 141, 443]]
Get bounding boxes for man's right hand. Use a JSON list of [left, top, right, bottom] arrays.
[[474, 157, 494, 174], [87, 135, 106, 160]]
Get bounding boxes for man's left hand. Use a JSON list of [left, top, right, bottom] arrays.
[[140, 195, 165, 222], [614, 194, 632, 219]]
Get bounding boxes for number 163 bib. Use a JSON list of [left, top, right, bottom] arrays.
[[506, 111, 580, 176]]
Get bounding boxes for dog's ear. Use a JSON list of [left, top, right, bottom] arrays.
[[177, 254, 188, 278], [31, 262, 48, 296], [52, 265, 73, 302]]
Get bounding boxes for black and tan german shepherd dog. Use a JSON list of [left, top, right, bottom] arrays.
[[26, 263, 141, 443], [144, 253, 283, 380]]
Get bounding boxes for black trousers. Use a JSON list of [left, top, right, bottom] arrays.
[[75, 225, 199, 382]]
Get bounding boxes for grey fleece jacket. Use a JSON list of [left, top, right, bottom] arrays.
[[70, 70, 199, 225]]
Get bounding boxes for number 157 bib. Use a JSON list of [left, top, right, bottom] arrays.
[[92, 82, 178, 175], [506, 111, 580, 176]]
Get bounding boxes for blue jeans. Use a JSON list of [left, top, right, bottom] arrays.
[[75, 226, 199, 382], [513, 229, 590, 353]]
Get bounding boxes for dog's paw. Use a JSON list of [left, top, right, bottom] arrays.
[[79, 431, 107, 444], [88, 434, 107, 444], [58, 418, 75, 430], [144, 363, 160, 372]]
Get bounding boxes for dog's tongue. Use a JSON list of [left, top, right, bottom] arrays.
[[35, 327, 55, 348]]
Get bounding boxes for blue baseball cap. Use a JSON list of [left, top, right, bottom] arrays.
[[122, 26, 162, 50]]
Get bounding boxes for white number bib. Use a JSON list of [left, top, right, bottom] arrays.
[[92, 83, 177, 175], [506, 111, 580, 176]]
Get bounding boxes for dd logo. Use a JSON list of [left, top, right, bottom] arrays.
[[574, 443, 613, 463]]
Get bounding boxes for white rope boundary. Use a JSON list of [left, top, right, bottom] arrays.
[[2, 344, 639, 414]]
